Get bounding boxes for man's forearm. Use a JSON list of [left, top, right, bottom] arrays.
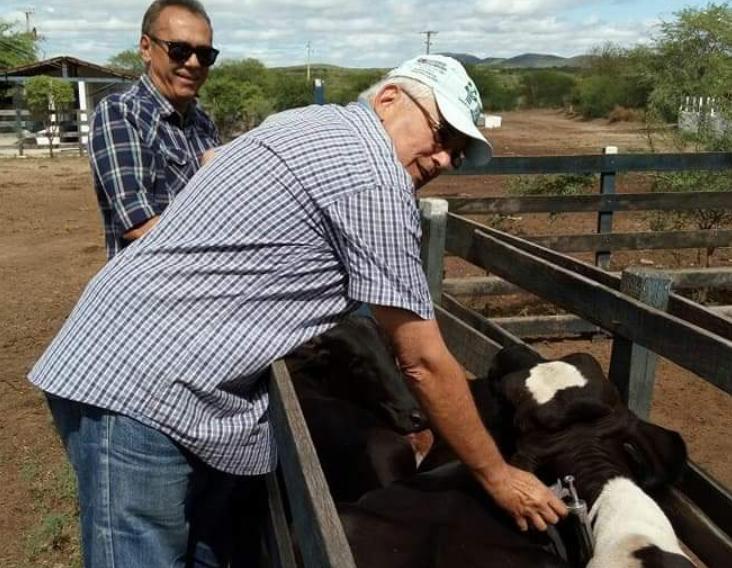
[[405, 354, 508, 481]]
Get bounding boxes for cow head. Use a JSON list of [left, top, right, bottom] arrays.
[[488, 346, 619, 433], [304, 316, 428, 434]]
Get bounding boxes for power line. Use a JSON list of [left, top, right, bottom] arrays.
[[420, 30, 438, 55]]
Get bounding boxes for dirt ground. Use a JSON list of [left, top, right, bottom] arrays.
[[0, 109, 729, 567]]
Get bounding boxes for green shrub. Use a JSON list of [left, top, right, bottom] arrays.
[[520, 69, 577, 108], [508, 174, 596, 197]]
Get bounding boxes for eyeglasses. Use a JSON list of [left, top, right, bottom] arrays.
[[148, 35, 220, 67], [401, 89, 467, 169]]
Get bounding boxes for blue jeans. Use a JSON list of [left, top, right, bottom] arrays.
[[47, 395, 265, 568]]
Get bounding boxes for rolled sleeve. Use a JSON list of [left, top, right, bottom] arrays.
[[324, 185, 434, 320], [89, 99, 157, 232]]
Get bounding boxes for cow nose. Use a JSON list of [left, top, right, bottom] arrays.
[[410, 409, 428, 430]]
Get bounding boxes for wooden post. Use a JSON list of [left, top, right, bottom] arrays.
[[269, 361, 357, 568], [13, 84, 24, 157], [608, 267, 673, 419], [595, 146, 618, 269], [419, 198, 448, 304], [263, 471, 298, 568]]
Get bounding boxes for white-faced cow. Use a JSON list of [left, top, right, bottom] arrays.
[[488, 344, 695, 568]]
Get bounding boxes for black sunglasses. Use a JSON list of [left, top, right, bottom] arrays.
[[401, 89, 467, 169], [148, 35, 219, 67]]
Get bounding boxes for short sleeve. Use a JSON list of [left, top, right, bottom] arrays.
[[89, 98, 157, 231], [323, 185, 434, 320]]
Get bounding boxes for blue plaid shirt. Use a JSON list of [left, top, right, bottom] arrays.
[[89, 74, 220, 259], [29, 103, 434, 475]]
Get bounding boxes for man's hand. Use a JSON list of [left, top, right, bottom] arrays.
[[477, 463, 567, 531], [122, 215, 159, 241], [201, 148, 217, 165]]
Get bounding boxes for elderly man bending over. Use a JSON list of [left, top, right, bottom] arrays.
[[30, 55, 566, 568]]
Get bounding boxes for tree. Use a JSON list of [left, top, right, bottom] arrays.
[[108, 48, 145, 77], [520, 69, 576, 108], [0, 19, 39, 68], [572, 43, 653, 118], [465, 66, 521, 111], [271, 72, 314, 111], [200, 75, 274, 139], [640, 4, 732, 270], [25, 76, 75, 157], [645, 2, 731, 122]]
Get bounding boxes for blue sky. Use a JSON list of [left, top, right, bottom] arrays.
[[0, 0, 717, 68]]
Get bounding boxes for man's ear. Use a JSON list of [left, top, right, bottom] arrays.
[[139, 36, 152, 65], [372, 85, 402, 120]]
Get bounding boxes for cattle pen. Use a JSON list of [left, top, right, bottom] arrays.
[[262, 151, 732, 568]]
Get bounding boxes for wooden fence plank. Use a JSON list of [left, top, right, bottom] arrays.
[[468, 308, 730, 340], [264, 472, 298, 568], [434, 304, 502, 377], [667, 267, 732, 290], [443, 276, 524, 296], [447, 216, 732, 340], [269, 361, 357, 568], [447, 227, 732, 394], [654, 486, 732, 568], [490, 314, 606, 338], [530, 229, 732, 253], [453, 152, 732, 175], [677, 462, 732, 536], [444, 268, 732, 296], [441, 294, 527, 348], [445, 191, 732, 214]]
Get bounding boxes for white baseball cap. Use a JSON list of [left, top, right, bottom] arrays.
[[387, 55, 493, 167]]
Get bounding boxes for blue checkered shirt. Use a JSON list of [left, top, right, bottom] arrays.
[[30, 103, 434, 475], [89, 73, 220, 259]]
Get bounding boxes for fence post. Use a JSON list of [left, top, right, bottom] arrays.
[[419, 198, 448, 305], [13, 84, 24, 157], [313, 78, 325, 105], [608, 267, 673, 419], [595, 145, 618, 269]]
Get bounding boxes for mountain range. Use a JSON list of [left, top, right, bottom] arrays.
[[439, 52, 591, 69]]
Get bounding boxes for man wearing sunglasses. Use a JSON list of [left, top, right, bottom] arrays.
[[89, 0, 220, 260], [33, 55, 566, 567]]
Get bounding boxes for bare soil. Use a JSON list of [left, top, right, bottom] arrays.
[[0, 109, 729, 567]]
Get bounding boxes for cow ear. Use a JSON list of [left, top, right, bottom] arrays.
[[486, 344, 544, 382], [623, 419, 687, 489]]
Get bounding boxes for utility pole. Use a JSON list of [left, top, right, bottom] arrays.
[[306, 41, 311, 82], [24, 8, 35, 34], [421, 30, 438, 55]]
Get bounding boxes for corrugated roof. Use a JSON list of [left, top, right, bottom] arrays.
[[1, 55, 136, 80]]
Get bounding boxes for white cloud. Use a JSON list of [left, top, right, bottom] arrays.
[[0, 0, 704, 67]]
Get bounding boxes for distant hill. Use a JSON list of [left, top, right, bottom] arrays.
[[438, 52, 487, 66], [497, 53, 571, 68], [438, 51, 590, 69]]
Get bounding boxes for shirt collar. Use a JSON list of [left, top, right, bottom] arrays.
[[140, 73, 199, 126]]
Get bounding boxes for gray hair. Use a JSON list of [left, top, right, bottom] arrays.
[[359, 76, 435, 108], [141, 0, 211, 36]]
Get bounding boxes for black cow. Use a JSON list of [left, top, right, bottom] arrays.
[[340, 462, 570, 568], [286, 315, 428, 501]]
